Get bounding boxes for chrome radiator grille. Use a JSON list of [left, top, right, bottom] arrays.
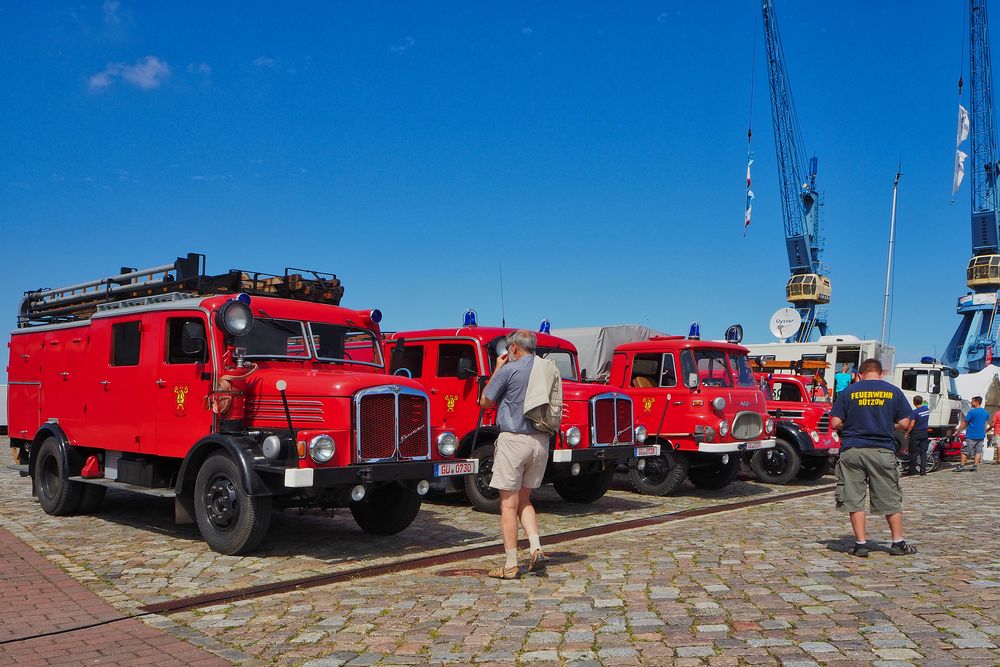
[[356, 387, 431, 462], [590, 393, 634, 446], [732, 411, 764, 441]]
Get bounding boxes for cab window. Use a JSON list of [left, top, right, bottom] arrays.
[[437, 344, 477, 378], [390, 344, 424, 378], [630, 354, 661, 388], [773, 381, 803, 402], [660, 353, 677, 387], [111, 321, 141, 366], [166, 317, 207, 364]]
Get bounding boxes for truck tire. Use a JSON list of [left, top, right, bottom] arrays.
[[464, 443, 501, 513], [77, 485, 107, 514], [35, 437, 83, 516], [194, 453, 272, 555], [553, 466, 614, 503], [628, 449, 690, 496], [796, 457, 832, 480], [350, 482, 422, 535], [749, 438, 800, 485], [688, 455, 742, 490]]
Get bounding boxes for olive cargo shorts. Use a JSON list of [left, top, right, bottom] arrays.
[[490, 432, 550, 491], [834, 447, 902, 515]]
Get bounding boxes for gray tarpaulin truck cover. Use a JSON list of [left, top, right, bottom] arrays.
[[553, 325, 666, 381]]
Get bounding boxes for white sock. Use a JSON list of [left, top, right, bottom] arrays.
[[505, 548, 518, 568], [855, 540, 866, 545], [528, 534, 542, 552]]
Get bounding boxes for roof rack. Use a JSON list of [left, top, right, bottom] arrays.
[[18, 253, 345, 327]]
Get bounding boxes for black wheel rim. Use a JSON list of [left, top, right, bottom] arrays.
[[638, 455, 670, 485], [761, 449, 789, 477], [475, 457, 498, 500], [204, 475, 239, 532], [40, 454, 59, 501]]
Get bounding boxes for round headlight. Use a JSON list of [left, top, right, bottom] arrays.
[[262, 434, 282, 460], [436, 432, 458, 457], [811, 430, 820, 443], [718, 420, 730, 437], [308, 434, 335, 463], [712, 397, 726, 411], [634, 425, 648, 443], [765, 418, 775, 434], [218, 299, 254, 336], [565, 426, 582, 446]]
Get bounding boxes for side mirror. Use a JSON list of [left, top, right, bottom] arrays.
[[457, 357, 477, 379], [580, 368, 588, 381], [181, 321, 206, 356], [685, 372, 700, 389]]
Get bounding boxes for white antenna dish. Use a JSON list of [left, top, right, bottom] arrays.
[[768, 308, 802, 340]]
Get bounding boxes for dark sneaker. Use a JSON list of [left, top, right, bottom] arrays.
[[954, 465, 966, 472], [971, 465, 979, 472], [889, 541, 917, 556], [848, 544, 870, 558]]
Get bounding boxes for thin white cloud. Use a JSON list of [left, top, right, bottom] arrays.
[[252, 56, 276, 68], [89, 56, 171, 91], [188, 62, 212, 76], [521, 26, 533, 35], [390, 36, 415, 54], [103, 0, 121, 25]]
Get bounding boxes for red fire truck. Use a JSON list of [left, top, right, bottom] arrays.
[[749, 359, 839, 484], [7, 254, 473, 555], [382, 314, 657, 512], [556, 325, 776, 496]]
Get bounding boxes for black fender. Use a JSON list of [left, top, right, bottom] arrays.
[[27, 424, 80, 479], [775, 421, 812, 453], [175, 435, 273, 499], [457, 426, 500, 457]]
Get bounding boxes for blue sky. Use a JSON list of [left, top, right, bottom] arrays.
[[0, 1, 980, 381]]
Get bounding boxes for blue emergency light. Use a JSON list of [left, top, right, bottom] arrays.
[[920, 356, 937, 364], [688, 322, 700, 340], [369, 309, 382, 324], [463, 309, 478, 326], [539, 319, 551, 334], [236, 292, 252, 305], [725, 324, 744, 344]]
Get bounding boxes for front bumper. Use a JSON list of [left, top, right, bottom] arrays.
[[550, 444, 648, 464], [257, 458, 479, 489], [697, 439, 776, 454]]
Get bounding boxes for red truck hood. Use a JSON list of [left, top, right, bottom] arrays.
[[562, 380, 627, 402], [244, 364, 425, 399]]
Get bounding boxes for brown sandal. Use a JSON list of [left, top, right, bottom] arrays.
[[488, 565, 519, 580], [528, 549, 547, 572]]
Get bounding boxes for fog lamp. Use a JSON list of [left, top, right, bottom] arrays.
[[416, 480, 430, 495], [351, 485, 366, 502], [570, 463, 582, 476]]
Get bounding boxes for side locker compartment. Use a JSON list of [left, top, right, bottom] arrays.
[[7, 333, 42, 442]]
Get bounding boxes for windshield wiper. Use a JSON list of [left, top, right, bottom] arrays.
[[256, 310, 304, 336]]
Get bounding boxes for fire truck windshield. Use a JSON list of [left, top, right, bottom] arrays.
[[729, 353, 758, 388], [241, 318, 383, 367]]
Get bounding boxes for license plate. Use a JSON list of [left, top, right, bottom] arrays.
[[744, 441, 766, 450], [434, 460, 477, 477], [828, 447, 840, 455], [634, 445, 659, 457]]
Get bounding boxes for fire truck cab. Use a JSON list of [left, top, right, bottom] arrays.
[[7, 254, 465, 555], [749, 358, 839, 484], [557, 326, 776, 496], [383, 314, 657, 512]]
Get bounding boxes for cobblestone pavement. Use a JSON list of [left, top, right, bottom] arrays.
[[4, 440, 999, 665]]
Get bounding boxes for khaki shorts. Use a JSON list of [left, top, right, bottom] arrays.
[[490, 432, 549, 491], [834, 447, 902, 515]]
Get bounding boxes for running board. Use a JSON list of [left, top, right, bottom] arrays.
[[67, 476, 176, 498]]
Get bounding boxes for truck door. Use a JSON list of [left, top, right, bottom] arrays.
[[85, 318, 156, 453], [429, 342, 481, 436], [153, 314, 214, 458]]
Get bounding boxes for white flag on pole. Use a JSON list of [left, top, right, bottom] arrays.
[[957, 104, 970, 144], [954, 105, 970, 195], [954, 149, 968, 195]]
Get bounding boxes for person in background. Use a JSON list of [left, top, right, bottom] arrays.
[[990, 408, 1000, 464], [956, 396, 989, 472], [905, 396, 930, 476], [829, 358, 916, 557], [834, 363, 855, 395]]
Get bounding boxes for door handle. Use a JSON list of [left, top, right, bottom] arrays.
[[430, 388, 439, 394], [99, 380, 110, 386], [155, 379, 167, 387], [60, 372, 70, 379]]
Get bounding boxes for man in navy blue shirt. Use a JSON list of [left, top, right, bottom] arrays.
[[956, 396, 989, 472], [905, 396, 931, 476], [830, 358, 916, 557]]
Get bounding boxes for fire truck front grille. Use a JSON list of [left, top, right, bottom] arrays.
[[245, 398, 324, 424], [590, 393, 633, 446], [732, 411, 764, 441], [356, 388, 431, 462], [398, 394, 429, 459], [816, 414, 831, 433]]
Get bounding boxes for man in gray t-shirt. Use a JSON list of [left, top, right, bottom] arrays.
[[480, 330, 550, 579]]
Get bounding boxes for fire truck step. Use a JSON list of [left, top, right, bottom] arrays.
[[67, 476, 176, 498]]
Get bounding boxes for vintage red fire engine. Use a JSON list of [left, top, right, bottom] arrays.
[[7, 254, 472, 554], [382, 313, 658, 512], [558, 325, 776, 496], [748, 359, 839, 484]]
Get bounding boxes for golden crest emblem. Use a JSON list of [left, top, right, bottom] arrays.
[[444, 394, 459, 412], [174, 385, 190, 414], [642, 397, 655, 413]]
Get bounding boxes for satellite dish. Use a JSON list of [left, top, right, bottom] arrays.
[[768, 308, 802, 340]]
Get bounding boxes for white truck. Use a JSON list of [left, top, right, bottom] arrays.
[[744, 336, 963, 437]]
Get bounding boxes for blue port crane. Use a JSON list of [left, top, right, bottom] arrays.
[[761, 0, 831, 342], [944, 0, 1000, 373]]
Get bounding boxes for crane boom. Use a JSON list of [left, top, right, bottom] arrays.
[[761, 0, 830, 342]]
